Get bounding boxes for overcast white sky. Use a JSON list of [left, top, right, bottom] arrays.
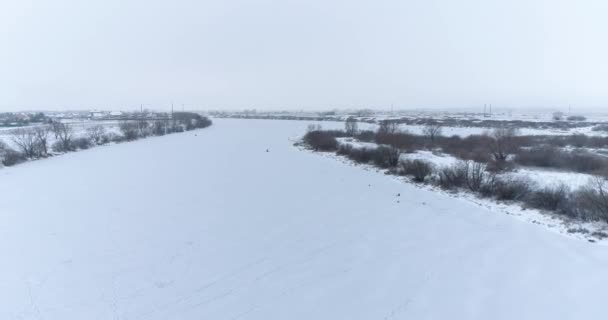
[[0, 0, 607, 111]]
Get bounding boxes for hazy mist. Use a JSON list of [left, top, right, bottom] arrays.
[[1, 0, 607, 111]]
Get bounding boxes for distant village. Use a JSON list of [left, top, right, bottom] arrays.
[[0, 110, 182, 127]]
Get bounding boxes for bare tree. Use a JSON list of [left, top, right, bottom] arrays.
[[152, 120, 168, 136], [488, 127, 519, 162], [136, 119, 150, 137], [12, 129, 38, 158], [52, 122, 73, 152], [345, 117, 358, 136], [578, 177, 608, 221], [422, 123, 443, 142], [376, 120, 401, 145], [307, 124, 322, 132], [33, 125, 50, 156], [87, 125, 106, 145], [377, 120, 400, 136], [119, 121, 139, 141], [50, 120, 63, 139]]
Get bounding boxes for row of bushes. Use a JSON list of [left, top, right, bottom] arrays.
[[0, 115, 212, 167], [303, 127, 608, 223], [340, 142, 608, 222], [414, 160, 608, 222], [310, 121, 608, 175], [514, 146, 608, 174]]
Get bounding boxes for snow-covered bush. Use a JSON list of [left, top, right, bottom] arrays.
[[372, 146, 400, 168], [400, 159, 433, 182], [356, 130, 375, 142], [515, 147, 608, 174], [523, 184, 570, 212], [72, 137, 92, 150], [303, 130, 341, 151], [566, 115, 586, 121], [87, 125, 106, 145], [436, 163, 468, 190], [491, 177, 531, 201], [119, 121, 140, 141], [0, 141, 25, 166], [574, 178, 608, 222]]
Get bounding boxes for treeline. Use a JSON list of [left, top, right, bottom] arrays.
[[0, 112, 212, 167], [302, 120, 608, 226], [0, 112, 48, 127]]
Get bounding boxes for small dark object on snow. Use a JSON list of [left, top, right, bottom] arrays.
[[397, 193, 400, 197], [266, 149, 269, 152]]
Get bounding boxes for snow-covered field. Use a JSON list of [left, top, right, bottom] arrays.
[[2, 118, 608, 319]]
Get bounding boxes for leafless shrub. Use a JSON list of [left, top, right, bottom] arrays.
[[152, 120, 168, 136], [524, 183, 570, 212], [72, 137, 92, 150], [303, 130, 340, 151], [336, 144, 353, 156], [376, 121, 401, 145], [567, 115, 586, 121], [436, 163, 468, 190], [487, 127, 520, 162], [51, 122, 74, 152], [552, 111, 564, 121], [12, 128, 38, 158], [592, 124, 608, 132], [356, 130, 375, 142], [87, 125, 106, 145], [105, 132, 123, 143], [492, 177, 531, 201], [345, 117, 358, 136], [401, 159, 433, 182], [307, 124, 322, 132], [592, 231, 608, 239], [439, 135, 493, 163], [464, 161, 488, 192], [514, 146, 559, 168], [515, 147, 608, 174], [372, 146, 401, 168], [136, 119, 151, 137], [0, 141, 24, 166], [422, 123, 443, 142], [33, 125, 51, 157], [119, 121, 140, 141], [575, 177, 608, 222], [346, 148, 375, 164]]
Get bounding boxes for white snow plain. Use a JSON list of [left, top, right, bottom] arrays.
[[1, 118, 608, 319]]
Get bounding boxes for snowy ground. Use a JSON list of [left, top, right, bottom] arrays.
[[1, 118, 608, 319]]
